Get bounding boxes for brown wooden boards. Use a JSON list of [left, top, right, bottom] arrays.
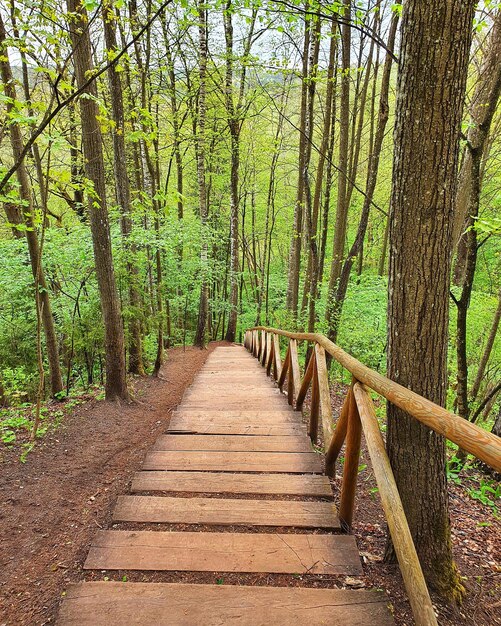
[[58, 583, 394, 626], [84, 531, 362, 575], [171, 410, 299, 422], [113, 495, 339, 528], [143, 451, 323, 473], [131, 471, 333, 497], [152, 434, 312, 452], [167, 422, 306, 436]]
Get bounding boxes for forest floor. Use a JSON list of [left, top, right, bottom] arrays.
[[0, 344, 499, 626]]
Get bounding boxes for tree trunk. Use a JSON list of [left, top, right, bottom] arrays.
[[286, 8, 310, 317], [326, 0, 351, 306], [452, 11, 501, 277], [194, 0, 209, 348], [67, 0, 128, 401], [454, 15, 501, 420], [327, 10, 398, 343], [386, 0, 475, 600], [223, 2, 239, 342], [470, 288, 501, 403], [0, 13, 63, 397], [102, 0, 144, 376], [306, 16, 337, 333]]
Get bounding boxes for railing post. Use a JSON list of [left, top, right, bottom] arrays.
[[288, 339, 301, 407], [278, 342, 290, 391], [296, 349, 315, 410], [266, 333, 274, 376], [353, 383, 438, 626], [338, 386, 362, 530], [309, 355, 320, 443], [314, 344, 334, 446], [272, 334, 282, 381], [325, 385, 352, 476]]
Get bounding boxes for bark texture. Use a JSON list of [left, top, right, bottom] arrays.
[[386, 0, 475, 599], [67, 0, 128, 401]]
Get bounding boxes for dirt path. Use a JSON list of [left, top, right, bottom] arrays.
[[0, 344, 221, 625]]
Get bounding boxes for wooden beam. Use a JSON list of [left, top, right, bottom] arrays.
[[278, 343, 290, 390], [314, 344, 334, 448], [273, 334, 282, 381], [296, 349, 315, 410], [309, 355, 320, 443], [338, 388, 362, 529], [325, 386, 352, 476], [289, 339, 301, 407], [353, 382, 438, 626], [247, 326, 501, 472]]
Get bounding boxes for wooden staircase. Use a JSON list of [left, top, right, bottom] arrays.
[[56, 345, 394, 625]]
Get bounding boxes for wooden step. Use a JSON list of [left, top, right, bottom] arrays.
[[153, 435, 311, 452], [143, 451, 323, 473], [131, 471, 333, 497], [113, 495, 339, 528], [172, 410, 298, 421], [58, 582, 394, 625], [181, 401, 287, 410], [167, 422, 306, 436], [84, 531, 362, 575]]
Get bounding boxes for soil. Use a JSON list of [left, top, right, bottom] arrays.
[[0, 344, 499, 626]]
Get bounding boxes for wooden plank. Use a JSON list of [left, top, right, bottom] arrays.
[[181, 400, 287, 410], [184, 389, 283, 399], [113, 495, 339, 528], [325, 386, 352, 476], [153, 435, 312, 452], [172, 410, 297, 422], [167, 422, 306, 436], [131, 471, 333, 497], [273, 333, 282, 380], [354, 382, 437, 626], [314, 343, 334, 447], [288, 339, 301, 405], [143, 451, 323, 473], [174, 408, 294, 416], [58, 582, 394, 626], [84, 531, 362, 575]]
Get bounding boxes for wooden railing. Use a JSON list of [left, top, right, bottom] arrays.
[[244, 326, 501, 626]]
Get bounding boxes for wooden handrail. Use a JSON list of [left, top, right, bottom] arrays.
[[244, 327, 474, 626], [247, 326, 501, 472], [353, 382, 438, 626]]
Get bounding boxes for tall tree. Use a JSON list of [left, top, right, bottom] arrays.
[[223, 2, 257, 342], [102, 0, 145, 376], [0, 12, 63, 397], [326, 0, 351, 306], [327, 9, 398, 343], [193, 0, 209, 347], [67, 0, 128, 401], [386, 0, 476, 599], [452, 11, 501, 273]]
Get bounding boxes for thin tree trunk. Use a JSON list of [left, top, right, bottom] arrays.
[[286, 7, 310, 317], [0, 13, 63, 397], [327, 11, 398, 343], [67, 0, 128, 401], [194, 1, 209, 347], [306, 17, 337, 333], [470, 288, 501, 403], [102, 0, 144, 376], [326, 0, 351, 306], [452, 11, 501, 274]]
